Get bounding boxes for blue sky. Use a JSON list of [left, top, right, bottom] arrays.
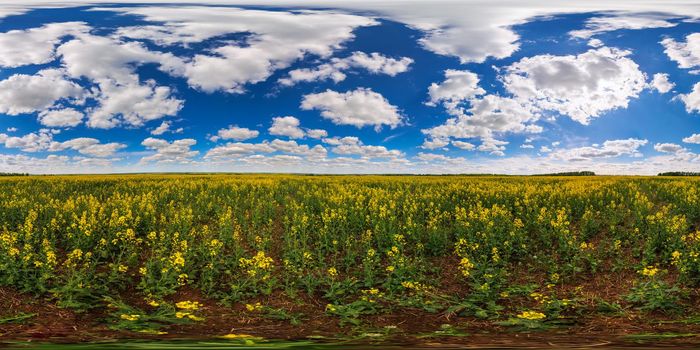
[[1, 1, 700, 174]]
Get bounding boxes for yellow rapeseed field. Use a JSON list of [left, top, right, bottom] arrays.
[[1, 174, 699, 334]]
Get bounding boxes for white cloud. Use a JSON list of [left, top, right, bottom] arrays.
[[0, 130, 54, 152], [57, 33, 183, 83], [204, 142, 275, 159], [279, 51, 412, 86], [421, 138, 449, 150], [38, 108, 83, 128], [301, 88, 402, 130], [318, 135, 404, 159], [679, 82, 700, 114], [550, 138, 648, 161], [451, 140, 475, 150], [54, 33, 185, 129], [204, 138, 327, 162], [654, 142, 685, 154], [330, 136, 403, 159], [502, 47, 646, 124], [270, 139, 327, 158], [268, 116, 305, 139], [649, 73, 674, 93], [49, 137, 126, 157], [210, 125, 259, 142], [9, 1, 700, 70], [0, 22, 90, 68], [570, 14, 676, 39], [306, 129, 328, 139], [150, 120, 183, 136], [141, 137, 198, 164], [0, 130, 124, 157], [661, 33, 700, 69], [477, 138, 508, 156], [422, 94, 541, 141], [587, 38, 604, 48], [422, 68, 543, 153], [427, 70, 485, 112], [520, 143, 534, 149], [87, 78, 183, 129], [683, 133, 700, 144], [0, 69, 83, 115], [101, 6, 377, 93]]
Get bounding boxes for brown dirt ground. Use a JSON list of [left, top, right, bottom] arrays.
[[2, 286, 700, 348]]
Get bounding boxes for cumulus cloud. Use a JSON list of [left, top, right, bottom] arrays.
[[588, 38, 604, 48], [679, 82, 700, 114], [49, 137, 126, 157], [661, 33, 700, 69], [204, 142, 275, 159], [0, 69, 83, 115], [210, 125, 259, 142], [301, 88, 402, 130], [0, 22, 90, 68], [654, 142, 685, 154], [150, 120, 183, 136], [0, 130, 55, 152], [649, 73, 674, 93], [38, 108, 84, 128], [204, 138, 327, 162], [422, 68, 544, 154], [421, 138, 450, 150], [279, 51, 413, 86], [57, 33, 183, 83], [423, 94, 541, 142], [326, 136, 403, 159], [569, 14, 676, 39], [100, 6, 377, 93], [87, 79, 183, 129], [683, 133, 700, 144], [451, 140, 475, 150], [268, 116, 305, 139], [306, 129, 328, 139], [0, 130, 124, 157], [550, 138, 648, 161], [427, 69, 485, 112], [477, 138, 508, 156], [140, 137, 198, 164], [502, 47, 647, 125], [269, 139, 327, 158]]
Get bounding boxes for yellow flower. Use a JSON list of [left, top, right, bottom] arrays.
[[640, 266, 658, 277], [458, 257, 474, 277], [120, 314, 140, 321], [176, 300, 202, 310], [221, 333, 254, 339], [148, 300, 160, 307], [118, 264, 128, 273], [385, 265, 395, 272], [517, 310, 546, 320], [245, 302, 262, 312], [170, 251, 185, 267], [327, 267, 338, 278]]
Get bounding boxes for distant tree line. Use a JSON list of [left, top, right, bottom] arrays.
[[658, 172, 700, 176], [533, 171, 595, 176], [0, 172, 29, 176]]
